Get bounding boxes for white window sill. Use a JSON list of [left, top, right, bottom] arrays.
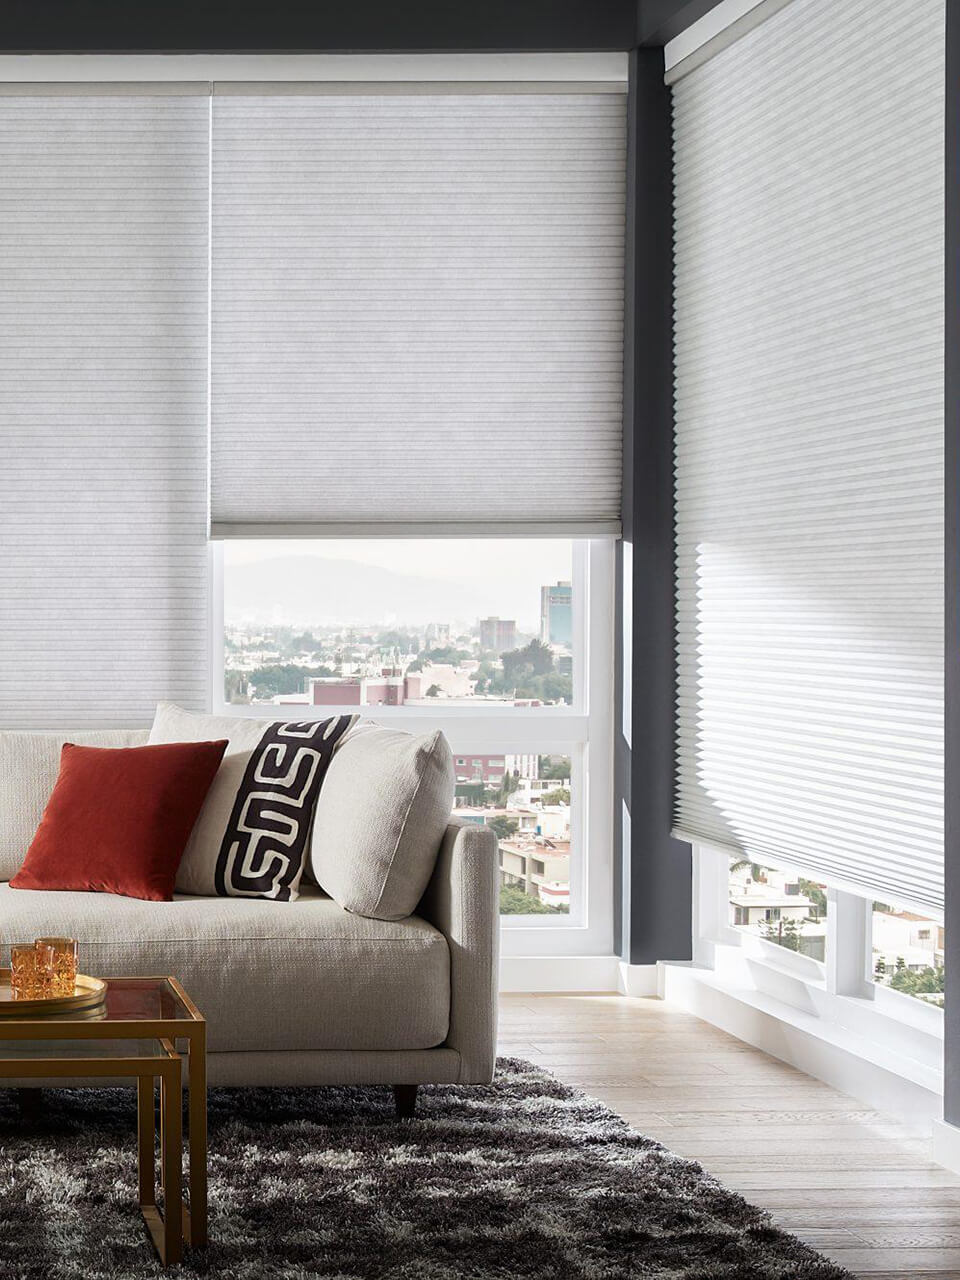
[[659, 959, 943, 1124]]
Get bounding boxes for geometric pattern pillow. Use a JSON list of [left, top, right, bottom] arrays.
[[148, 702, 357, 900]]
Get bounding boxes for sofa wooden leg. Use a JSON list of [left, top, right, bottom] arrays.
[[393, 1085, 418, 1119]]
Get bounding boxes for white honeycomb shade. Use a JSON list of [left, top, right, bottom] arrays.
[[672, 0, 946, 912], [0, 93, 210, 729], [209, 89, 626, 537]]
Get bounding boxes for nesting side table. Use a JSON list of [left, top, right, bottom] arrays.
[[0, 975, 206, 1266]]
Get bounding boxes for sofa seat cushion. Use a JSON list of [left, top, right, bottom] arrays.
[[0, 884, 449, 1054]]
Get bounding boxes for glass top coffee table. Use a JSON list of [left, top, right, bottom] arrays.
[[0, 976, 206, 1266]]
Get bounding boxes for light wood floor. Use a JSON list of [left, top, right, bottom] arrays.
[[499, 993, 958, 1280]]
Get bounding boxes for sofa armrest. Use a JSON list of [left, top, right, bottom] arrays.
[[419, 821, 499, 1083]]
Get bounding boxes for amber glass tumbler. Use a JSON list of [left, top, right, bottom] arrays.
[[35, 937, 78, 998], [11, 943, 54, 999]]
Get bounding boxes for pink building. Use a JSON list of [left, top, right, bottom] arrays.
[[309, 672, 405, 706]]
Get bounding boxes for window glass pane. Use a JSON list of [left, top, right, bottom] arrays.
[[453, 753, 572, 915], [223, 539, 575, 708], [728, 859, 827, 961], [872, 902, 944, 1007]]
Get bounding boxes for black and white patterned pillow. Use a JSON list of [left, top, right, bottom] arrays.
[[148, 703, 357, 900]]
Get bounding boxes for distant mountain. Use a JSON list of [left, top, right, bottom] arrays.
[[224, 555, 540, 631]]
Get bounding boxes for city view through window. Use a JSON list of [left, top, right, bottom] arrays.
[[223, 540, 574, 711], [729, 861, 945, 1006], [454, 753, 572, 915], [729, 860, 828, 961], [871, 901, 944, 1008], [223, 540, 577, 916]]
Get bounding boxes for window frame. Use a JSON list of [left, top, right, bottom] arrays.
[[209, 536, 615, 957], [691, 842, 944, 1084]]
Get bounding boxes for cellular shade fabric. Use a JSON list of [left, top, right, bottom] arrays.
[[672, 0, 945, 911], [0, 93, 210, 729], [210, 88, 626, 536]]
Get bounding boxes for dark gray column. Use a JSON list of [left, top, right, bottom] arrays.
[[614, 47, 692, 965], [944, 0, 960, 1127]]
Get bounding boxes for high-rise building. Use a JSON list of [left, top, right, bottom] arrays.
[[479, 616, 517, 653], [540, 581, 573, 647]]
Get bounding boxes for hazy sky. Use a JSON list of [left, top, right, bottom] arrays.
[[224, 539, 574, 630], [225, 539, 572, 582]]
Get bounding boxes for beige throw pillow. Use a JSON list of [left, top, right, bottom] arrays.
[[310, 727, 454, 921]]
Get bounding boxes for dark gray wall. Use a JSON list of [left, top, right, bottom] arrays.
[[0, 0, 640, 53], [0, 0, 721, 52], [614, 47, 692, 965], [639, 0, 729, 45], [944, 0, 959, 1127]]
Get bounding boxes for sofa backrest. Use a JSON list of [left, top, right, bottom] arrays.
[[0, 730, 149, 881]]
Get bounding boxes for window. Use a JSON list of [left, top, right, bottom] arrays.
[[872, 902, 945, 1008], [455, 754, 572, 915], [691, 842, 943, 1097], [215, 537, 614, 951], [728, 859, 827, 962], [222, 539, 575, 711]]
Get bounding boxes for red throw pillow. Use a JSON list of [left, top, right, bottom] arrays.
[[10, 740, 228, 902]]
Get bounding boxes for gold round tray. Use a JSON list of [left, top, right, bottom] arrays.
[[0, 970, 106, 1016]]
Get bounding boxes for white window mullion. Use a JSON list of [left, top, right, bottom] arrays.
[[825, 888, 873, 999]]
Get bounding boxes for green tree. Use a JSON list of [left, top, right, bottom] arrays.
[[247, 663, 334, 698], [540, 787, 571, 806], [538, 755, 572, 780], [759, 916, 806, 952], [730, 858, 766, 882], [471, 660, 497, 695], [497, 772, 520, 805], [487, 817, 519, 842], [414, 645, 472, 668], [425, 684, 441, 697], [798, 878, 827, 917], [528, 673, 573, 704], [502, 639, 554, 685], [499, 885, 567, 916], [888, 964, 945, 1004]]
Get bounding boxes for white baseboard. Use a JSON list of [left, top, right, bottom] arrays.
[[618, 962, 659, 997], [499, 955, 621, 993], [933, 1120, 960, 1173], [498, 955, 659, 995]]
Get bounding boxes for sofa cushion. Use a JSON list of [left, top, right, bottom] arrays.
[[10, 740, 228, 902], [0, 730, 150, 882], [310, 728, 454, 922], [148, 703, 358, 900], [0, 883, 449, 1053]]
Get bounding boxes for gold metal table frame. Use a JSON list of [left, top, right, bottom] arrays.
[[0, 975, 207, 1267]]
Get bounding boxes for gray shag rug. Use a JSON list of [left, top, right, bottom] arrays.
[[0, 1058, 850, 1279]]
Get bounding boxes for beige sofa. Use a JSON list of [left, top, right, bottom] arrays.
[[0, 730, 500, 1109]]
